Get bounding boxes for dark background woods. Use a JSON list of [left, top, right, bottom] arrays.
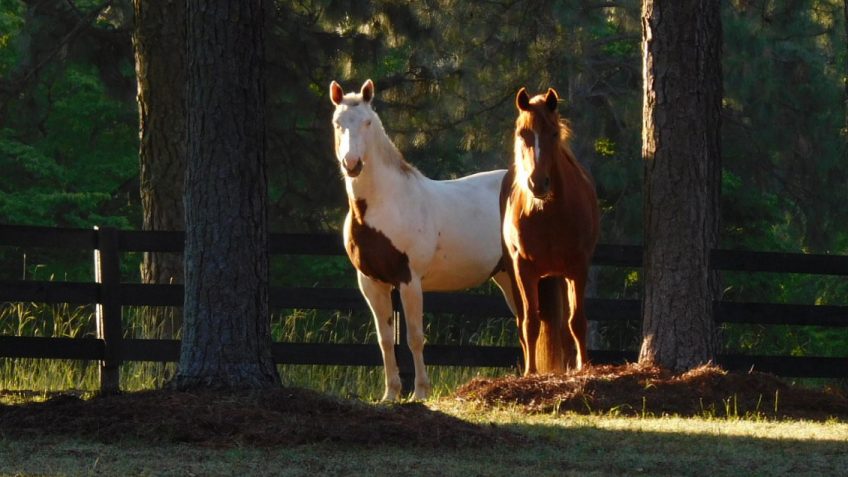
[[1, 0, 847, 359]]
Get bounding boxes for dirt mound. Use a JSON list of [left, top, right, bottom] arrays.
[[455, 363, 848, 421], [0, 387, 517, 448]]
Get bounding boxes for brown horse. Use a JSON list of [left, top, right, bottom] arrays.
[[501, 87, 600, 375]]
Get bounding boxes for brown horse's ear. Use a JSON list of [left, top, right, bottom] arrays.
[[361, 79, 375, 103], [544, 88, 559, 112], [516, 87, 531, 111], [330, 81, 344, 106]]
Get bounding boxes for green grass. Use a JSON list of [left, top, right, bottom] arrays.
[[0, 302, 517, 399], [1, 403, 846, 476]]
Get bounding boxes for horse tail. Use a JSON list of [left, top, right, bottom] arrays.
[[534, 277, 571, 373]]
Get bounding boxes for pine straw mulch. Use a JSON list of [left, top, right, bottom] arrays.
[[455, 363, 848, 421], [0, 387, 517, 448]]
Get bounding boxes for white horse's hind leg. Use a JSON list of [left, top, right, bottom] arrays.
[[358, 272, 401, 401], [399, 277, 430, 400], [492, 271, 519, 317]]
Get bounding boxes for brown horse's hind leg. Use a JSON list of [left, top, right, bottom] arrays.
[[566, 268, 589, 370], [514, 261, 540, 375], [537, 277, 566, 373], [555, 277, 577, 369]]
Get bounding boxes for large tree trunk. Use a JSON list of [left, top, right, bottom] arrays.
[[639, 0, 721, 371], [176, 0, 279, 389], [133, 0, 186, 338]]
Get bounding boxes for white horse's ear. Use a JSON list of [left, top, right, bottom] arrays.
[[361, 79, 375, 103], [330, 81, 344, 106], [516, 87, 531, 111], [544, 88, 559, 112]]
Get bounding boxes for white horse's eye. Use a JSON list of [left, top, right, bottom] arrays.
[[365, 120, 372, 127]]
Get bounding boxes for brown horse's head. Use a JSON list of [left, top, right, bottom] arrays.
[[513, 87, 566, 199]]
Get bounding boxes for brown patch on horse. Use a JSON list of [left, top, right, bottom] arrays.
[[345, 199, 412, 286]]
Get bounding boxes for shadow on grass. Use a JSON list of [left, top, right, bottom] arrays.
[[0, 387, 520, 448]]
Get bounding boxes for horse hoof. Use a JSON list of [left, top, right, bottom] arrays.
[[381, 391, 400, 402]]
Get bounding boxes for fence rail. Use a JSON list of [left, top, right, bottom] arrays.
[[1, 223, 847, 394]]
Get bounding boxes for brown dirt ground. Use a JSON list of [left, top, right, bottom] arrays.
[[1, 364, 845, 449], [455, 363, 848, 421], [0, 387, 517, 448]]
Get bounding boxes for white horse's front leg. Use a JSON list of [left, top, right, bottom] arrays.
[[358, 272, 401, 401], [399, 276, 430, 400]]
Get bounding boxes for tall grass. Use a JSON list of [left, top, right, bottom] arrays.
[[0, 301, 517, 399]]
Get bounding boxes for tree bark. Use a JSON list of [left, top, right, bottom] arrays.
[[639, 0, 721, 371], [133, 0, 186, 338], [176, 0, 279, 389]]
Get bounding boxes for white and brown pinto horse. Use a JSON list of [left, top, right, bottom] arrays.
[[502, 87, 600, 375], [330, 79, 517, 400]]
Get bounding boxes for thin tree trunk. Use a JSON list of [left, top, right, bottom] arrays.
[[639, 0, 721, 371], [133, 0, 186, 338], [176, 0, 279, 389]]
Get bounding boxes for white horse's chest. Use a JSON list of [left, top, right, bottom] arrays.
[[344, 199, 416, 287]]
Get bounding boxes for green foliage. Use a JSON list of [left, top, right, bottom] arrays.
[[1, 0, 847, 372]]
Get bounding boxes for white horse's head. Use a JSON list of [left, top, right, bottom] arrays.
[[329, 79, 378, 179]]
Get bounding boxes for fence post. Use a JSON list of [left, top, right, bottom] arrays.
[[391, 289, 414, 397], [94, 226, 122, 394]]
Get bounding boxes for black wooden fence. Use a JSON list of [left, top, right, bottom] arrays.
[[1, 223, 847, 394]]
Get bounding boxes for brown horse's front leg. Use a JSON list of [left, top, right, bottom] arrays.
[[513, 260, 540, 376]]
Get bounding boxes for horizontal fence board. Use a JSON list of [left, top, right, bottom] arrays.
[[1, 335, 842, 378], [0, 281, 99, 304], [717, 302, 848, 327], [421, 292, 512, 317], [712, 249, 848, 275], [0, 336, 103, 360], [270, 233, 345, 255], [593, 244, 642, 267], [717, 354, 848, 379], [5, 281, 847, 328], [119, 230, 184, 252], [3, 224, 848, 275], [0, 224, 97, 249]]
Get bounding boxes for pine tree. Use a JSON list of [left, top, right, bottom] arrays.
[[639, 0, 722, 371]]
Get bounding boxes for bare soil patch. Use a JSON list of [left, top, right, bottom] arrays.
[[456, 363, 848, 421], [0, 387, 516, 448]]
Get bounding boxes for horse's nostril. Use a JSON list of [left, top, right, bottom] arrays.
[[544, 177, 550, 189]]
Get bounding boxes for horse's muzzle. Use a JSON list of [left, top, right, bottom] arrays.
[[344, 160, 363, 178], [528, 176, 551, 198]]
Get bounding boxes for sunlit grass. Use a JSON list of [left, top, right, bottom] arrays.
[[2, 401, 846, 476]]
